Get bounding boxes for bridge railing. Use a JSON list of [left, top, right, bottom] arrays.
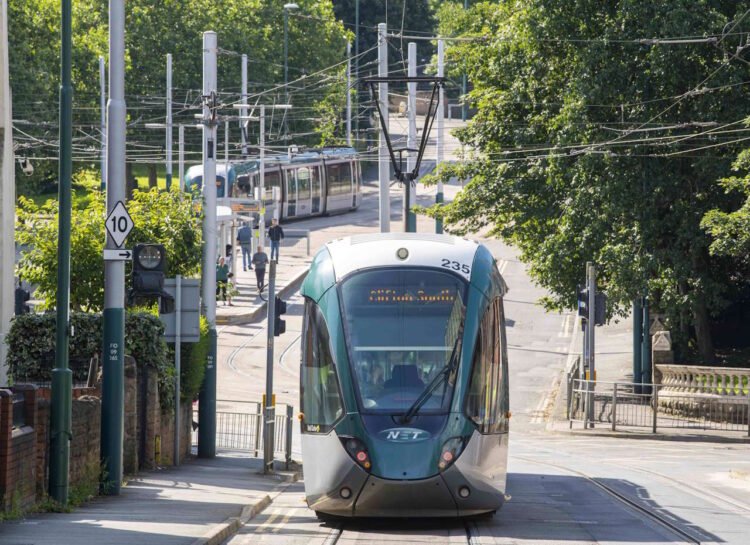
[[568, 378, 750, 435]]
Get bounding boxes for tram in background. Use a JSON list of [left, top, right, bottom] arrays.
[[299, 233, 510, 518], [183, 147, 361, 223]]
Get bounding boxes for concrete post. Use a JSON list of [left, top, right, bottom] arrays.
[[406, 42, 417, 233], [378, 23, 390, 233], [166, 54, 173, 190], [101, 0, 127, 495], [0, 0, 14, 385], [436, 39, 445, 234], [99, 56, 106, 191], [241, 54, 248, 157], [259, 105, 266, 249]]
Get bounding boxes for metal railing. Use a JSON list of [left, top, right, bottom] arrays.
[[569, 379, 750, 435], [192, 400, 294, 466], [283, 229, 310, 256]]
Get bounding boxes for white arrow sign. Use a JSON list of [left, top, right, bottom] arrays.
[[105, 201, 134, 248], [103, 249, 132, 261]]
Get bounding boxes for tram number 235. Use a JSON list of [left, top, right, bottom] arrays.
[[441, 259, 470, 275]]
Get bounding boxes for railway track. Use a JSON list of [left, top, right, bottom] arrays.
[[321, 519, 481, 545], [514, 455, 704, 544]]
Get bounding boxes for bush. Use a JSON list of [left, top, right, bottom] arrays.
[[171, 315, 209, 403], [6, 311, 174, 410]]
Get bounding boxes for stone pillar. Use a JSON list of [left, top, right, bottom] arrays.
[[651, 318, 673, 385], [0, 0, 15, 385]]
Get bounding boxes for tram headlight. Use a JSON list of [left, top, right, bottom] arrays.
[[339, 436, 372, 472], [438, 437, 467, 471]]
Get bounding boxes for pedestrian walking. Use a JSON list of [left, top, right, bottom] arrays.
[[268, 218, 284, 262], [216, 256, 231, 305], [225, 244, 235, 306], [252, 244, 269, 292], [237, 221, 253, 271]]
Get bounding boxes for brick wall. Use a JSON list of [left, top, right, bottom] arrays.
[[0, 387, 38, 512], [70, 396, 100, 490]]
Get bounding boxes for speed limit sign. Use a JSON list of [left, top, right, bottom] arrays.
[[105, 201, 134, 248]]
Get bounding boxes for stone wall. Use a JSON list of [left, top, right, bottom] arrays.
[[70, 396, 100, 492]]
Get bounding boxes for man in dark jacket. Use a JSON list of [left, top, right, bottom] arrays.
[[237, 221, 253, 271], [268, 218, 284, 262]]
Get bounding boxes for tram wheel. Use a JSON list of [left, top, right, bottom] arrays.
[[315, 511, 343, 524]]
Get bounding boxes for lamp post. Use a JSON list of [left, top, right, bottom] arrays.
[[283, 3, 298, 142]]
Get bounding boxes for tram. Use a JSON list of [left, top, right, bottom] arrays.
[[183, 147, 361, 222], [299, 233, 510, 518]]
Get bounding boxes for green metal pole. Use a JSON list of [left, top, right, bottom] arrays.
[[632, 298, 643, 395], [641, 294, 652, 393], [49, 0, 73, 505]]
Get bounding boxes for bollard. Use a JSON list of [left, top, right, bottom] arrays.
[[285, 405, 293, 469], [612, 383, 618, 432], [652, 386, 659, 433]]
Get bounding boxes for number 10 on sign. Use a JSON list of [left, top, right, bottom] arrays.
[[105, 201, 134, 248]]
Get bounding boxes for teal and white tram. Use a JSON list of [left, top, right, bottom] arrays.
[[183, 147, 361, 223], [299, 233, 510, 518]]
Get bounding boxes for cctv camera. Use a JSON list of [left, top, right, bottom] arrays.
[[19, 158, 34, 176]]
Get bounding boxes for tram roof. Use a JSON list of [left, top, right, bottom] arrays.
[[325, 233, 480, 282]]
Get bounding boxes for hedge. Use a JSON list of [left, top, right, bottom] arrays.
[[5, 311, 207, 411]]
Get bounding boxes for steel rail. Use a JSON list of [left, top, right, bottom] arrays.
[[515, 455, 702, 544]]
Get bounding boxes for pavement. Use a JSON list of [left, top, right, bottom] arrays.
[[216, 235, 313, 326], [0, 453, 298, 545]]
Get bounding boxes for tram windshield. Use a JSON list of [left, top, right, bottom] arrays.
[[340, 268, 467, 415]]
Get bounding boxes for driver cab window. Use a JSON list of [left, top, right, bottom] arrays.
[[301, 299, 344, 433]]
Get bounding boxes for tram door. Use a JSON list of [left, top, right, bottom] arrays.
[[285, 168, 297, 218], [296, 167, 312, 216], [311, 166, 322, 214]]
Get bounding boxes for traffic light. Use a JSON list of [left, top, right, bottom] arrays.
[[594, 292, 607, 326], [577, 286, 588, 318], [132, 244, 166, 296], [273, 296, 287, 336]]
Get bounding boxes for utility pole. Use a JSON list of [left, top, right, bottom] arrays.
[[178, 124, 184, 191], [0, 0, 14, 386], [49, 0, 73, 505], [224, 119, 229, 191], [241, 54, 248, 157], [198, 30, 218, 459], [264, 261, 277, 474], [259, 105, 266, 249], [406, 41, 417, 233], [99, 56, 106, 191], [346, 41, 352, 147], [100, 0, 126, 495], [378, 22, 390, 233], [166, 54, 173, 190], [462, 0, 468, 121], [354, 0, 360, 142], [586, 262, 596, 427], [436, 39, 445, 234], [282, 3, 298, 142]]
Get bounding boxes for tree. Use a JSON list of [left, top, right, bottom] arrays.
[[429, 1, 750, 362], [15, 172, 202, 312]]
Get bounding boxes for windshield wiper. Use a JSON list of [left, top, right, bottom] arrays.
[[400, 332, 463, 424]]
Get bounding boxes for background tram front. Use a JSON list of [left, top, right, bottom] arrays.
[[299, 236, 510, 518]]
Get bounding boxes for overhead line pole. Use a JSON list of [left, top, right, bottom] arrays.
[[166, 54, 173, 190], [462, 0, 468, 121], [99, 56, 106, 191], [198, 30, 218, 459], [100, 0, 126, 495], [259, 105, 266, 248], [178, 124, 184, 190], [436, 39, 445, 234], [378, 23, 390, 233], [346, 41, 352, 147], [406, 42, 417, 233], [50, 0, 74, 504], [241, 54, 248, 157]]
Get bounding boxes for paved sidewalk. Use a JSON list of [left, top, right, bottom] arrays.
[[217, 236, 313, 325], [0, 453, 296, 545]]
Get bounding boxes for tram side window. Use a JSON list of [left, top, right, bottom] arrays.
[[297, 167, 311, 199], [301, 299, 345, 433], [264, 170, 280, 200], [465, 298, 508, 434], [327, 163, 352, 196]]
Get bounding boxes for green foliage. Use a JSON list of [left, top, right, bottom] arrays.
[[6, 313, 101, 383], [173, 315, 209, 403], [431, 2, 750, 362], [15, 178, 202, 312], [6, 311, 173, 409]]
